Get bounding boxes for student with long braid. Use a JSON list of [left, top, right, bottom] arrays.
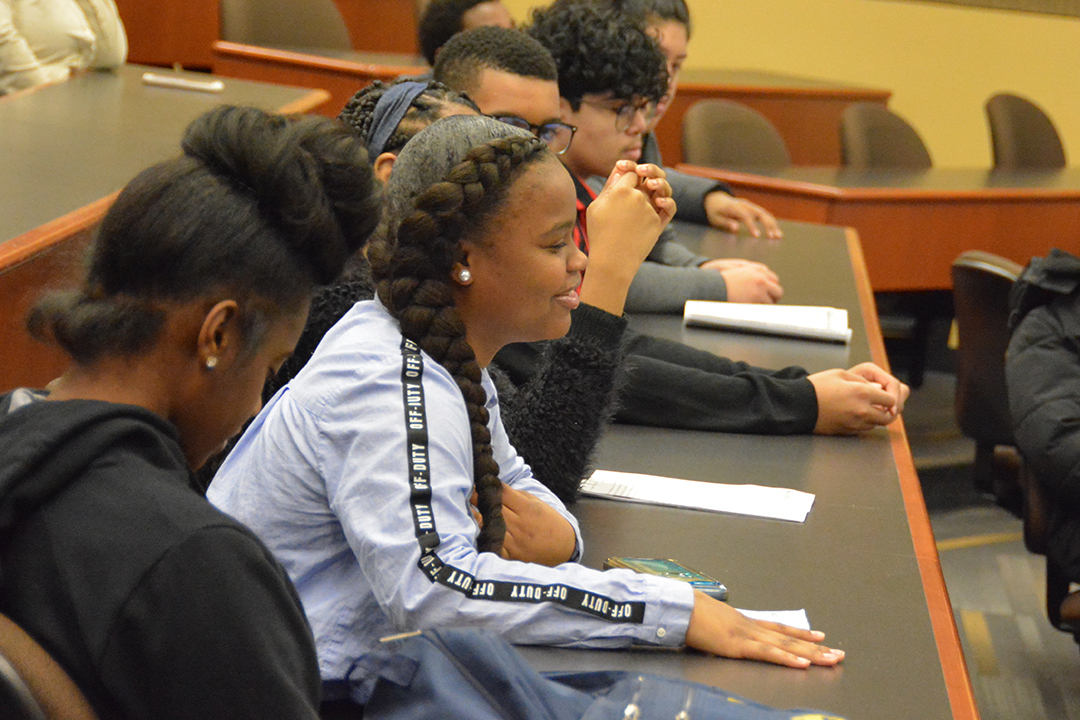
[[244, 78, 646, 505], [208, 116, 845, 697]]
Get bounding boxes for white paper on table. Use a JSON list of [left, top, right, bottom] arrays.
[[737, 608, 811, 631], [580, 470, 815, 523]]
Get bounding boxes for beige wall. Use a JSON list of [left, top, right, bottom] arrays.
[[504, 0, 1079, 167]]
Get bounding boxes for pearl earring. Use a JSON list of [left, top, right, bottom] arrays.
[[205, 356, 219, 370], [457, 268, 472, 283]]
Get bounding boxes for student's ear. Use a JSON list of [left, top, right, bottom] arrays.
[[373, 152, 398, 183], [196, 300, 241, 372], [451, 244, 475, 286]]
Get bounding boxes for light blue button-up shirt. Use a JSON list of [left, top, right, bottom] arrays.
[[208, 300, 694, 682]]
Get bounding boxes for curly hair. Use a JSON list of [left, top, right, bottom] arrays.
[[28, 106, 380, 366], [338, 78, 479, 156], [417, 0, 492, 65], [433, 26, 557, 97], [597, 0, 691, 38], [526, 0, 668, 110], [368, 115, 547, 553]]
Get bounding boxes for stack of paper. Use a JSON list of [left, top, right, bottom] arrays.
[[683, 300, 852, 344], [580, 470, 815, 523]]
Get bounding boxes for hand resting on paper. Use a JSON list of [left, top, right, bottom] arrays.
[[685, 591, 844, 668], [809, 362, 910, 435]]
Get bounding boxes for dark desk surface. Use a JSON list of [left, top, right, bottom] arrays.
[[0, 65, 329, 393], [519, 220, 976, 719], [678, 165, 1080, 292], [686, 165, 1080, 196], [0, 64, 329, 248]]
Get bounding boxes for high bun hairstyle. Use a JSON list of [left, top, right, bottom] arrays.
[[28, 105, 381, 366], [368, 115, 547, 553], [338, 79, 479, 157]]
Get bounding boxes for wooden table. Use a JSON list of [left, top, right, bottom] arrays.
[[519, 220, 978, 720], [212, 42, 428, 118], [678, 165, 1080, 292], [209, 43, 892, 161], [0, 65, 330, 393]]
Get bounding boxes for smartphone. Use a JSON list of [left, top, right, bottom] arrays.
[[603, 557, 728, 601]]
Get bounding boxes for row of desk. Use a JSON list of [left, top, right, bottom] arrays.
[[522, 220, 976, 720], [1, 66, 977, 719], [682, 164, 1080, 292], [207, 41, 891, 166], [0, 64, 329, 392]]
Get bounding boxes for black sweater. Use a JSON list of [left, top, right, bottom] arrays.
[[0, 394, 323, 720]]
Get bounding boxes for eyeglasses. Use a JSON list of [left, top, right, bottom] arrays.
[[580, 98, 657, 133], [490, 116, 576, 155]]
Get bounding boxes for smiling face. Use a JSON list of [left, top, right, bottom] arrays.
[[453, 155, 585, 365], [558, 94, 651, 179], [649, 19, 689, 123]]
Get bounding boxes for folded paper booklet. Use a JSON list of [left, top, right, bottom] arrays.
[[683, 300, 852, 344], [580, 470, 815, 523]]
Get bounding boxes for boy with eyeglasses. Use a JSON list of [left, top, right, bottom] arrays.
[[527, 0, 783, 312], [433, 26, 575, 156], [432, 22, 908, 437]]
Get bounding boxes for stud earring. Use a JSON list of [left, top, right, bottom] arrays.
[[457, 268, 472, 283], [205, 356, 219, 370]]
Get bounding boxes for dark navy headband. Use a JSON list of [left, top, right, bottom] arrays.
[[367, 81, 430, 157]]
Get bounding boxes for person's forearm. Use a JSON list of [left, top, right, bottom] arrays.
[[494, 305, 628, 503], [624, 261, 727, 313]]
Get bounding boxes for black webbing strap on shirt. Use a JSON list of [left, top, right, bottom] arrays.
[[399, 337, 645, 624]]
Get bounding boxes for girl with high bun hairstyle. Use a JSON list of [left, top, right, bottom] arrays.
[[210, 115, 845, 698], [0, 105, 379, 720]]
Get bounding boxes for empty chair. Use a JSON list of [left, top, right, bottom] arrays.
[[681, 99, 790, 169], [951, 250, 1024, 510], [0, 614, 98, 720], [845, 102, 935, 385], [985, 93, 1066, 170], [840, 102, 931, 169], [220, 0, 352, 51]]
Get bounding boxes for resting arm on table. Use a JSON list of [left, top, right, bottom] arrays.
[[625, 228, 782, 312], [620, 332, 906, 435]]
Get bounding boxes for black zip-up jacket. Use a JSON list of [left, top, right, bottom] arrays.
[[0, 393, 323, 720]]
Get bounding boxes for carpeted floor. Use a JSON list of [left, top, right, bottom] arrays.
[[905, 368, 1080, 719]]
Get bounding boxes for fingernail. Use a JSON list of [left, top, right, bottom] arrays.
[[823, 649, 845, 661]]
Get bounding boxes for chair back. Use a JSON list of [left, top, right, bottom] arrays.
[[952, 250, 1023, 447], [840, 102, 932, 169], [0, 614, 98, 720], [220, 0, 352, 50], [985, 93, 1066, 170], [681, 99, 791, 169]]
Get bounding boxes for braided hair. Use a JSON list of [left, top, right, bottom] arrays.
[[368, 115, 547, 553], [338, 79, 479, 157]]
